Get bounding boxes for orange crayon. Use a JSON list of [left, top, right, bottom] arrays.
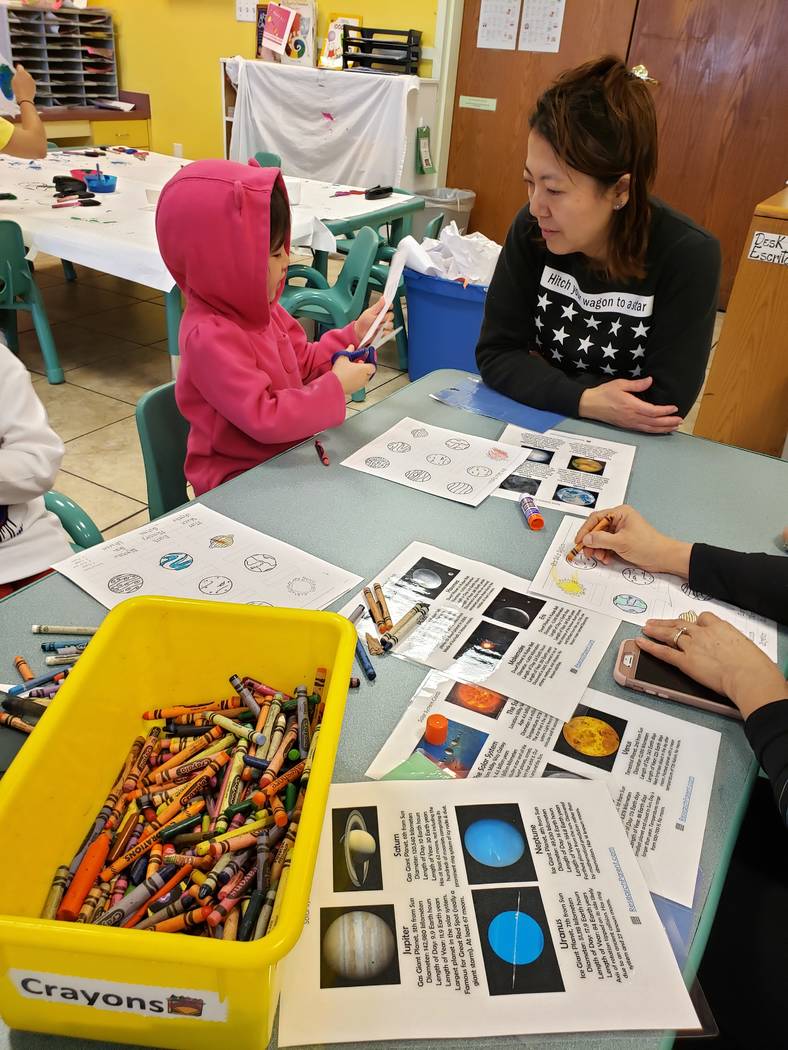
[[13, 655, 34, 682], [566, 515, 613, 563]]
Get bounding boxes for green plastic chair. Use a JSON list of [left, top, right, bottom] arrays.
[[135, 382, 190, 520], [281, 226, 379, 402], [0, 221, 63, 383], [254, 150, 282, 168], [45, 490, 103, 552]]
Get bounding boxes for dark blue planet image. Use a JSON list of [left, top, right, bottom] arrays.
[[488, 910, 544, 965], [159, 552, 194, 571], [464, 819, 525, 868]]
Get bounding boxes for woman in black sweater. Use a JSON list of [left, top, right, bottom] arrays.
[[477, 57, 721, 434], [574, 506, 788, 1050]]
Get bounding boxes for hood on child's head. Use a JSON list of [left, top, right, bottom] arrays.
[[155, 158, 289, 330]]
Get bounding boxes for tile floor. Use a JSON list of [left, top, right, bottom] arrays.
[[16, 253, 724, 541]]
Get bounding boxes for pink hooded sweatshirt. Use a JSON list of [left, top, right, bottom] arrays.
[[155, 159, 355, 496]]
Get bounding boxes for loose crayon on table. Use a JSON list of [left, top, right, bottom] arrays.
[[380, 602, 429, 652], [32, 624, 97, 636], [45, 654, 80, 667], [349, 676, 361, 689], [27, 683, 61, 698], [354, 636, 377, 682], [314, 439, 330, 467], [566, 514, 614, 563], [0, 711, 34, 735], [363, 586, 383, 631], [365, 632, 383, 656], [13, 655, 34, 682], [229, 673, 261, 719], [1, 695, 47, 720], [40, 641, 89, 653], [295, 685, 310, 759], [373, 583, 393, 632], [7, 669, 65, 695]]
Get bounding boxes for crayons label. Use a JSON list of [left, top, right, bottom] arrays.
[[10, 970, 228, 1021]]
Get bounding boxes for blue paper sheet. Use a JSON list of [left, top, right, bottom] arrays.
[[430, 375, 565, 433]]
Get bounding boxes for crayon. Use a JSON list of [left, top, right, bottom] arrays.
[[314, 439, 330, 467], [365, 632, 383, 656], [373, 583, 393, 632], [207, 866, 257, 927], [354, 637, 376, 681], [566, 514, 614, 563], [58, 831, 114, 921], [247, 679, 293, 701], [96, 864, 180, 927], [76, 883, 106, 924], [264, 713, 287, 762], [7, 669, 65, 696], [40, 641, 89, 653], [122, 865, 194, 929], [380, 602, 429, 652], [295, 685, 310, 759], [27, 684, 61, 698], [2, 694, 47, 720], [346, 605, 365, 626], [238, 888, 265, 941], [31, 624, 97, 636], [44, 654, 80, 667], [100, 800, 205, 880], [146, 904, 212, 934], [41, 865, 71, 919], [229, 673, 261, 719], [267, 851, 292, 934], [349, 676, 361, 689], [0, 711, 34, 735], [364, 585, 386, 633], [150, 726, 225, 781], [194, 815, 270, 855], [203, 713, 266, 747], [222, 907, 241, 941], [14, 655, 34, 682], [258, 720, 298, 790], [143, 699, 243, 720], [134, 892, 198, 931], [269, 794, 288, 827], [284, 782, 297, 813]]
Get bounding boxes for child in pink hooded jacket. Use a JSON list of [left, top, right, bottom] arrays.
[[155, 159, 384, 495]]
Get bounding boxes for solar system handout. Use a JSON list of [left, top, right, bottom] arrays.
[[530, 516, 779, 659], [340, 417, 529, 506], [277, 779, 699, 1046], [367, 673, 720, 906], [54, 503, 362, 611], [493, 424, 637, 515], [340, 542, 618, 722]]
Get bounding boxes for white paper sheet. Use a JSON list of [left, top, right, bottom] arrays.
[[477, 0, 522, 50], [357, 244, 407, 346], [518, 0, 566, 52], [530, 515, 778, 659], [495, 424, 636, 516], [341, 417, 528, 507], [339, 541, 618, 721], [278, 779, 699, 1045], [54, 504, 361, 612], [367, 673, 720, 907]]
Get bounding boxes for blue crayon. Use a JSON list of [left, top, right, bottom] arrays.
[[354, 638, 376, 682], [7, 669, 66, 696], [242, 754, 269, 772], [40, 641, 89, 653]]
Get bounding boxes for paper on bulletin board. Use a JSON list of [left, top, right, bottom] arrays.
[[518, 0, 566, 53], [0, 10, 19, 119], [367, 672, 720, 907], [477, 0, 522, 50], [263, 2, 297, 55], [277, 778, 699, 1046]]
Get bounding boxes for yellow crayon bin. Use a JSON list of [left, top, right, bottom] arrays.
[[0, 596, 356, 1050]]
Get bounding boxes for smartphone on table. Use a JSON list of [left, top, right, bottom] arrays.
[[614, 639, 741, 720]]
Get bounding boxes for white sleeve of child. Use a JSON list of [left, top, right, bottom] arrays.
[[0, 348, 65, 505]]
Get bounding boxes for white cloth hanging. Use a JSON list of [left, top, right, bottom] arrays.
[[229, 59, 419, 187]]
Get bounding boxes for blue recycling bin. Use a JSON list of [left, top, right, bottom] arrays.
[[403, 267, 487, 381]]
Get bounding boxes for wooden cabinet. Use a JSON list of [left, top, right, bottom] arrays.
[[89, 119, 150, 148], [693, 188, 788, 457]]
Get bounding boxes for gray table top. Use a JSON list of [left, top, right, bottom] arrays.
[[1, 369, 786, 1050]]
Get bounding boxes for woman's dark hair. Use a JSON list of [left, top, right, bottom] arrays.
[[269, 179, 291, 252], [529, 55, 658, 282]]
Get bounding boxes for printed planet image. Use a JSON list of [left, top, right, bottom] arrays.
[[446, 681, 508, 719], [320, 905, 401, 988], [455, 802, 536, 885], [568, 456, 606, 475], [552, 703, 629, 772]]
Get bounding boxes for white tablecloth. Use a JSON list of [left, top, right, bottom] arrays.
[[229, 59, 418, 187], [0, 152, 416, 290]]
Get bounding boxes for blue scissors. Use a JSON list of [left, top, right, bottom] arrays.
[[330, 346, 378, 372]]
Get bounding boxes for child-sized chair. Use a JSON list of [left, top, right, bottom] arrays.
[[44, 490, 103, 552], [0, 221, 63, 384], [281, 227, 379, 402], [254, 150, 282, 169], [135, 382, 189, 520]]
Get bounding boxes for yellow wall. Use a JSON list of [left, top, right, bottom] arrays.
[[94, 1, 437, 159]]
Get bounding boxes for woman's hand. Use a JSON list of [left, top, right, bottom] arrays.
[[636, 613, 788, 719], [332, 350, 375, 396], [579, 376, 683, 434], [574, 505, 692, 575], [354, 298, 393, 347], [11, 64, 36, 104]]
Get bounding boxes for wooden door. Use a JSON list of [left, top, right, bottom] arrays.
[[446, 0, 637, 245], [628, 0, 788, 305]]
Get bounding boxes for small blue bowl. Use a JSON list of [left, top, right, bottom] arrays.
[[84, 173, 117, 193]]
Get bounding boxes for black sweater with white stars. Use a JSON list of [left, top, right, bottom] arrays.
[[476, 198, 721, 419]]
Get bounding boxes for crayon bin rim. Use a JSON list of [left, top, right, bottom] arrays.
[[0, 596, 356, 973]]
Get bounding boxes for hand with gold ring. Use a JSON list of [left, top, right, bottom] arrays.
[[636, 612, 788, 719]]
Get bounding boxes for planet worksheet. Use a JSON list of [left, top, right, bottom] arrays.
[[54, 504, 362, 611], [367, 672, 720, 907], [530, 515, 778, 658], [277, 779, 699, 1045], [493, 424, 637, 516], [341, 417, 529, 506], [339, 541, 618, 722]]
